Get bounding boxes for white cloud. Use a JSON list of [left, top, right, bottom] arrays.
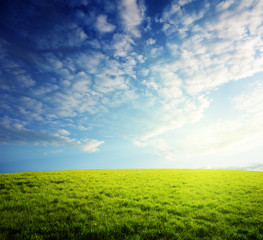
[[237, 0, 257, 10], [111, 33, 135, 57], [158, 86, 182, 100], [81, 139, 104, 152], [18, 75, 36, 88], [75, 51, 105, 74], [71, 72, 92, 93], [119, 0, 144, 37], [18, 97, 44, 121], [216, 0, 235, 11], [136, 54, 145, 63], [142, 79, 158, 90], [146, 38, 156, 45], [141, 69, 149, 76], [51, 86, 102, 117], [150, 46, 163, 57], [58, 129, 70, 136], [182, 10, 206, 28], [161, 0, 206, 37], [178, 0, 193, 7], [122, 55, 137, 73], [161, 0, 263, 96], [100, 59, 125, 76], [162, 1, 181, 19], [0, 116, 26, 130], [96, 15, 116, 33], [33, 83, 59, 96], [94, 76, 128, 94]]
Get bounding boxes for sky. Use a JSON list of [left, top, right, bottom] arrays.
[[0, 0, 263, 173]]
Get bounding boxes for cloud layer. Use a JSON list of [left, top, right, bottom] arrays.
[[0, 0, 263, 160]]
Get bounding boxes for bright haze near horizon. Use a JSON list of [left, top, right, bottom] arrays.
[[0, 0, 263, 173]]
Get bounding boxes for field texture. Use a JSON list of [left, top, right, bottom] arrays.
[[0, 169, 263, 239]]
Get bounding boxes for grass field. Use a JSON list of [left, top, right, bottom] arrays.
[[0, 169, 263, 239]]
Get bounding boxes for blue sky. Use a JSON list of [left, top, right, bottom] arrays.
[[1, 0, 263, 173]]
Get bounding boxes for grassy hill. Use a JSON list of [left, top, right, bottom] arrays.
[[1, 169, 263, 239]]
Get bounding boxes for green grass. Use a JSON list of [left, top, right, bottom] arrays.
[[0, 169, 263, 239]]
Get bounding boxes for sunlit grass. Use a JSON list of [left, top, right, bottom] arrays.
[[1, 169, 263, 239]]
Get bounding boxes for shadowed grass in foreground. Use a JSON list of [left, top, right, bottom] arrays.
[[0, 169, 263, 239]]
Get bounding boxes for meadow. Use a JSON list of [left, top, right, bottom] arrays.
[[0, 169, 263, 239]]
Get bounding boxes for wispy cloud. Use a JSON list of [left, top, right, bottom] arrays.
[[57, 129, 71, 136], [216, 0, 235, 11], [232, 81, 263, 114], [178, 0, 194, 7], [0, 123, 72, 146], [0, 123, 104, 152]]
